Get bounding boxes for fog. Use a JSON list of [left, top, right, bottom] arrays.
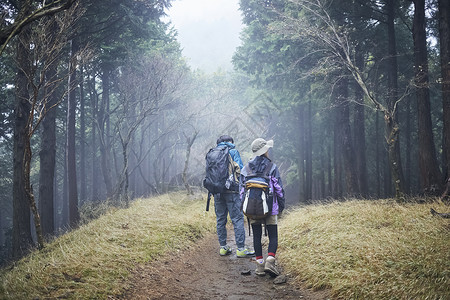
[[167, 0, 243, 72], [1, 0, 448, 263]]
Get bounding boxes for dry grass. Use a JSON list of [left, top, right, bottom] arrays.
[[278, 199, 450, 299], [2, 194, 448, 299], [0, 192, 215, 299]]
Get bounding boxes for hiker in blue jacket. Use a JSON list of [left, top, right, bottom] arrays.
[[214, 135, 254, 257], [240, 138, 285, 277]]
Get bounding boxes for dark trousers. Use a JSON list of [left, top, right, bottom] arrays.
[[251, 224, 278, 258]]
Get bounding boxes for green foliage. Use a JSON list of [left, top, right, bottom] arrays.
[[77, 0, 175, 71], [234, 0, 443, 199]]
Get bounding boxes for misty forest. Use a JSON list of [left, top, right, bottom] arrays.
[[0, 0, 449, 268]]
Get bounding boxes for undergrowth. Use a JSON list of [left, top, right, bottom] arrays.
[[278, 198, 450, 299], [0, 192, 215, 299], [2, 194, 448, 299]]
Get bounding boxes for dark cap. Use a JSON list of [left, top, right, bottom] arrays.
[[217, 135, 234, 144]]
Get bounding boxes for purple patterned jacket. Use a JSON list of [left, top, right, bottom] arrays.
[[240, 156, 285, 215]]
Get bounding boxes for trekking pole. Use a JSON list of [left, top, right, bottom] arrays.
[[206, 192, 211, 211]]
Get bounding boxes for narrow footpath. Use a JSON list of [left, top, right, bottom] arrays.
[[117, 227, 330, 300]]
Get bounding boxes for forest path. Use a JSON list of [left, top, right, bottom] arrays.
[[116, 226, 330, 299]]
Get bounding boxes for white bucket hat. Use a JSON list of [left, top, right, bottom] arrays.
[[251, 138, 274, 157]]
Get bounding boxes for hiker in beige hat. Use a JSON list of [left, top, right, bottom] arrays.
[[240, 138, 285, 277]]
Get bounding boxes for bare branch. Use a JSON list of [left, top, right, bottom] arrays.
[[0, 0, 77, 56]]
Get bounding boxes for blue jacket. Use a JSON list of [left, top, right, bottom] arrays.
[[217, 142, 243, 169]]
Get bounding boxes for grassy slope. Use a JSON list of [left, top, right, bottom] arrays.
[[278, 199, 450, 299], [1, 195, 448, 299], [0, 193, 216, 299]]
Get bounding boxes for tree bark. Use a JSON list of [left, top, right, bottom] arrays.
[[79, 66, 86, 203], [24, 119, 44, 249], [384, 0, 401, 198], [38, 53, 57, 238], [335, 76, 359, 196], [67, 39, 79, 227], [404, 95, 412, 194], [327, 146, 332, 197], [38, 14, 60, 238], [297, 105, 305, 200], [333, 111, 342, 199], [319, 148, 326, 198], [89, 73, 99, 201], [413, 0, 443, 193], [12, 19, 33, 258], [305, 101, 313, 200], [0, 209, 4, 249], [385, 112, 405, 199], [438, 0, 450, 182], [376, 111, 381, 198], [353, 46, 368, 197], [61, 131, 69, 228], [99, 65, 113, 198], [117, 139, 130, 204]]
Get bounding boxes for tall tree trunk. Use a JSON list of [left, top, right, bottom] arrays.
[[354, 48, 368, 197], [24, 118, 44, 249], [89, 73, 99, 201], [0, 209, 4, 249], [376, 111, 381, 198], [438, 0, 450, 183], [99, 65, 113, 197], [297, 105, 305, 201], [333, 111, 342, 199], [67, 39, 79, 227], [91, 110, 98, 201], [38, 51, 57, 238], [12, 20, 33, 258], [336, 76, 359, 196], [386, 0, 399, 113], [385, 0, 397, 197], [319, 147, 326, 199], [327, 146, 332, 197], [61, 136, 68, 228], [79, 66, 86, 203], [413, 0, 443, 193], [129, 138, 137, 198], [385, 0, 405, 199], [53, 162, 59, 230], [117, 139, 130, 204], [385, 112, 405, 199], [404, 95, 412, 193], [305, 101, 313, 200]]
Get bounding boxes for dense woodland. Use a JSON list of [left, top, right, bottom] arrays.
[[0, 0, 448, 264]]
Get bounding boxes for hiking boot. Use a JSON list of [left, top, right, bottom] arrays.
[[255, 259, 265, 276], [264, 256, 280, 277], [219, 245, 232, 256], [236, 248, 255, 258]]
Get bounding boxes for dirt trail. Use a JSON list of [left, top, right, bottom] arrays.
[[118, 227, 330, 300]]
